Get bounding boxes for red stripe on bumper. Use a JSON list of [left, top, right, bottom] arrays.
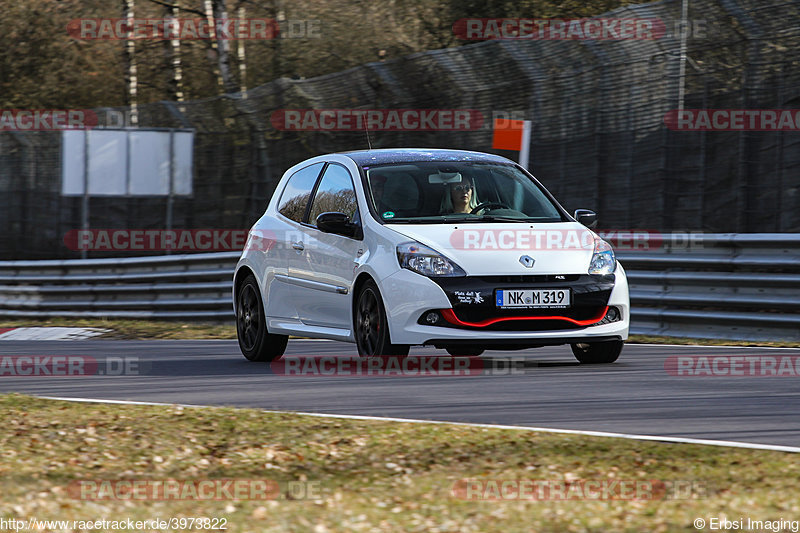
[[440, 307, 609, 328]]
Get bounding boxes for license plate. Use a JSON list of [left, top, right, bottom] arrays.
[[496, 289, 571, 309]]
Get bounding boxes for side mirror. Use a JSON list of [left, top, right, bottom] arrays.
[[316, 212, 357, 237], [574, 209, 598, 228]]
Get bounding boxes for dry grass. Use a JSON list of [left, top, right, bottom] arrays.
[[0, 394, 798, 532]]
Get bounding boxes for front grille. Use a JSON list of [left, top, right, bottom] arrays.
[[418, 307, 610, 331], [425, 274, 616, 331], [451, 305, 606, 323], [468, 319, 593, 331]]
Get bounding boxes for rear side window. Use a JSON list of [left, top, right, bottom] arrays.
[[277, 162, 324, 222], [308, 164, 358, 225]]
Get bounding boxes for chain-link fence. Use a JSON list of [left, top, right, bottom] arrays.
[[1, 0, 799, 259]]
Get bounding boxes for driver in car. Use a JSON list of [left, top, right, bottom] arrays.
[[440, 176, 478, 214]]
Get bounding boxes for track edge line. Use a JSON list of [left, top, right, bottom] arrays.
[[30, 394, 800, 454]]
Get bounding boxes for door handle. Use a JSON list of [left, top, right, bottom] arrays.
[[291, 242, 305, 251]]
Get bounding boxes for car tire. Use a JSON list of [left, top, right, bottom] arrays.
[[570, 340, 623, 364], [445, 346, 485, 356], [236, 274, 288, 362], [355, 280, 410, 357]]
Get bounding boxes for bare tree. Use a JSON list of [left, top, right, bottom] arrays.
[[122, 0, 138, 125]]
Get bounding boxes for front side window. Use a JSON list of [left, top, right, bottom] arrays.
[[308, 164, 359, 225], [277, 162, 325, 222], [362, 162, 565, 223]]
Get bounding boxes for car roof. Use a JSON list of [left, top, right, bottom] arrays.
[[338, 148, 513, 167]]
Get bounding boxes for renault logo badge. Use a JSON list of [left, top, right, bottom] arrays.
[[519, 255, 535, 268]]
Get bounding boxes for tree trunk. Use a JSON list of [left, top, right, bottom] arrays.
[[208, 0, 238, 94], [122, 0, 138, 125], [162, 0, 184, 102]]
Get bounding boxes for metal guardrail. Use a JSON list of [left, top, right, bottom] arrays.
[[0, 234, 798, 341], [0, 252, 239, 320], [617, 233, 800, 341]]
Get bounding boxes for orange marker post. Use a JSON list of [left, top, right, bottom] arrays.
[[492, 118, 532, 169]]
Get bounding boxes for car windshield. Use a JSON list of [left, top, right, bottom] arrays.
[[363, 161, 565, 223]]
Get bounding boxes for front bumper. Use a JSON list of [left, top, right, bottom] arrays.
[[379, 266, 630, 346]]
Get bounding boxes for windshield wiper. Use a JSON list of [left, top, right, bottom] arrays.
[[383, 215, 552, 224], [465, 215, 535, 223], [382, 216, 448, 223]]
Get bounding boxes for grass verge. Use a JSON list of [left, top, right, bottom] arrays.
[[0, 394, 798, 532], [0, 318, 236, 340]]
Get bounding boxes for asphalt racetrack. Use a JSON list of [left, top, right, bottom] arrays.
[[1, 340, 799, 448]]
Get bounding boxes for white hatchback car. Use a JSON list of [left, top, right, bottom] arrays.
[[234, 149, 629, 363]]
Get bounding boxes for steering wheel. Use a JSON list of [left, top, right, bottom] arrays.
[[470, 201, 510, 214]]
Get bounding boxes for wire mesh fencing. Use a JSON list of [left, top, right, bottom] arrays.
[[1, 0, 799, 259]]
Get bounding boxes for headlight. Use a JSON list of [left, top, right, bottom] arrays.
[[396, 242, 466, 277], [588, 238, 616, 275]]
